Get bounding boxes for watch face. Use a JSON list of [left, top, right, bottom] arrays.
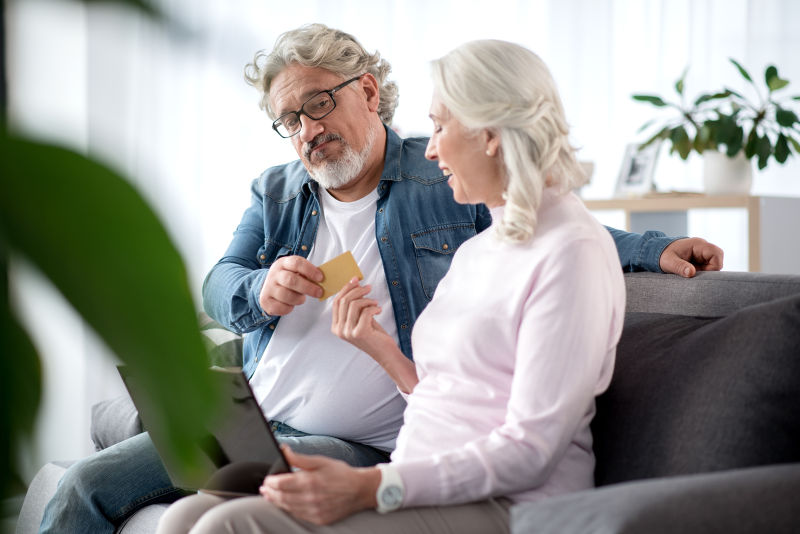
[[381, 485, 403, 507]]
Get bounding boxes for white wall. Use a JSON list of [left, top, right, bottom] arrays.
[[7, 0, 800, 480]]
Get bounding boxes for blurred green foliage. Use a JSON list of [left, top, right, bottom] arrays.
[[633, 59, 800, 170], [0, 0, 220, 499]]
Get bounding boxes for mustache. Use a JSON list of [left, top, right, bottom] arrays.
[[304, 133, 344, 159]]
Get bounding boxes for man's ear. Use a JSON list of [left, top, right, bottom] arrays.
[[483, 129, 500, 157], [359, 73, 381, 113]]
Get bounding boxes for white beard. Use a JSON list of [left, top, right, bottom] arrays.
[[308, 124, 377, 190]]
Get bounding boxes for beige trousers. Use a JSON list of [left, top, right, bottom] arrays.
[[156, 492, 512, 534]]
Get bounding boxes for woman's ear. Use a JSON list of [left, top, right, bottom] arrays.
[[483, 129, 500, 157]]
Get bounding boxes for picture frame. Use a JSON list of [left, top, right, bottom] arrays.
[[614, 142, 661, 197]]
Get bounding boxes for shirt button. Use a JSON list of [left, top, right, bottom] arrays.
[[312, 210, 318, 216], [381, 236, 388, 242], [392, 280, 399, 286], [378, 208, 384, 213], [260, 254, 266, 260], [442, 243, 449, 250], [400, 324, 408, 329], [269, 324, 275, 330], [301, 245, 308, 251]]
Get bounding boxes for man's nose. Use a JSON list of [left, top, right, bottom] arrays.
[[298, 115, 324, 144]]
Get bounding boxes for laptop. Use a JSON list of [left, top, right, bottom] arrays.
[[118, 365, 290, 496]]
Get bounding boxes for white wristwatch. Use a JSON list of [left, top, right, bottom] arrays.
[[375, 463, 405, 513]]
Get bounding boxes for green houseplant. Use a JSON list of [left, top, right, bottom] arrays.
[[633, 58, 800, 171], [0, 0, 221, 501]]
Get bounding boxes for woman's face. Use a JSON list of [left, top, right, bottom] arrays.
[[424, 93, 504, 207]]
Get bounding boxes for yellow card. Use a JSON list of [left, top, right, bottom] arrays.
[[317, 251, 364, 300]]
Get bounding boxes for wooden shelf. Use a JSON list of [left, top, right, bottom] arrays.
[[583, 195, 800, 273]]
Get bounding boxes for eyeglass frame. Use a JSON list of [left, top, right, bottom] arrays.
[[271, 74, 365, 138]]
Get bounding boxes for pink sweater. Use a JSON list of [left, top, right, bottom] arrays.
[[391, 189, 626, 507]]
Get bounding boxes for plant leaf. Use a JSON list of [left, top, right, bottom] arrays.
[[756, 135, 772, 169], [775, 134, 790, 163], [694, 90, 733, 106], [776, 107, 799, 127], [675, 66, 689, 96], [789, 134, 800, 154], [745, 130, 759, 159], [730, 58, 754, 84], [0, 135, 222, 486], [0, 247, 43, 498], [765, 65, 790, 92], [723, 87, 745, 100], [639, 126, 671, 150], [636, 118, 657, 133], [670, 126, 692, 160], [632, 94, 669, 107]]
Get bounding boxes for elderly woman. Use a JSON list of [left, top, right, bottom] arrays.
[[157, 39, 625, 534]]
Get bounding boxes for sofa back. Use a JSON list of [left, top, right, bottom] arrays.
[[592, 271, 800, 487]]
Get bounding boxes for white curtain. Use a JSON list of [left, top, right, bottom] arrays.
[[8, 0, 800, 477]]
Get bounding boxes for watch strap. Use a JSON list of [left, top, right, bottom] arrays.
[[375, 463, 405, 513]]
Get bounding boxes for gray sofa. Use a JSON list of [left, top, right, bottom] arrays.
[[17, 271, 800, 533]]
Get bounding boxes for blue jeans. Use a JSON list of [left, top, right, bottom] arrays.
[[39, 425, 390, 534]]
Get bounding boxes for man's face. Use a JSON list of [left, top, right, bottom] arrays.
[[269, 64, 378, 188]]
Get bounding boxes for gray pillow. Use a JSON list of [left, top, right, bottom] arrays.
[[592, 294, 800, 486], [90, 314, 243, 450], [90, 394, 143, 451]]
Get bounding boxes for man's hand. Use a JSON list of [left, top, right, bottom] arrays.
[[260, 446, 380, 525], [659, 237, 724, 278], [259, 256, 324, 316]]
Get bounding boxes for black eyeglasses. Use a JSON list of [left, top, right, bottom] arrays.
[[272, 75, 364, 138]]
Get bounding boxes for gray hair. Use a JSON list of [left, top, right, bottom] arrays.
[[431, 40, 587, 242], [245, 24, 398, 124]]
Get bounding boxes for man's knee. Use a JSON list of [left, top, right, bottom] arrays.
[[53, 432, 165, 500]]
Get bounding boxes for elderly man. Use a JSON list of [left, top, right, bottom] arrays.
[[39, 24, 722, 534]]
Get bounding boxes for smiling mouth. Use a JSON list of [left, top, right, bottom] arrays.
[[441, 167, 453, 177]]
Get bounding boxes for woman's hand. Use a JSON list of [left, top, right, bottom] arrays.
[[331, 278, 419, 393], [331, 278, 395, 358], [260, 446, 380, 525]]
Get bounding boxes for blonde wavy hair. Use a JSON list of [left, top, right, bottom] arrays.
[[245, 24, 398, 125], [431, 40, 587, 242]]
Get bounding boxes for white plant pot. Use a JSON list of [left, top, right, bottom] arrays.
[[703, 150, 753, 195]]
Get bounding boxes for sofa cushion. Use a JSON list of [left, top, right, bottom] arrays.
[[199, 312, 242, 368], [511, 463, 800, 534], [592, 294, 800, 486], [90, 395, 143, 451]]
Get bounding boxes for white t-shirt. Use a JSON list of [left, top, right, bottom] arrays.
[[249, 187, 405, 451]]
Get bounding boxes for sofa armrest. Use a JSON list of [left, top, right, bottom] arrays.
[[511, 464, 800, 534]]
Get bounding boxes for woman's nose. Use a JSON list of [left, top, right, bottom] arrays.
[[424, 138, 437, 161]]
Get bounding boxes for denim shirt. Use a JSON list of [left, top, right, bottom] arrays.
[[203, 127, 675, 379]]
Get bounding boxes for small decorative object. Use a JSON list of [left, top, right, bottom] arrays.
[[615, 142, 660, 197], [632, 59, 800, 194]]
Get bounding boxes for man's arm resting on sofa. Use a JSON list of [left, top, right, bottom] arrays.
[[607, 227, 723, 277]]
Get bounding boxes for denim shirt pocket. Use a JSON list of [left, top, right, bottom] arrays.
[[257, 239, 294, 268], [411, 223, 476, 299]]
